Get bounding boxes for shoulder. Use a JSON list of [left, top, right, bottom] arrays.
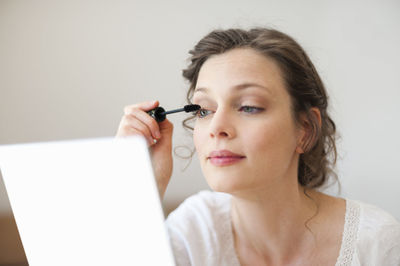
[[350, 200, 400, 265], [355, 199, 400, 238], [165, 190, 235, 266], [166, 190, 231, 229]]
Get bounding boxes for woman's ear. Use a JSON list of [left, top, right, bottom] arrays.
[[311, 107, 322, 127], [296, 107, 322, 154]]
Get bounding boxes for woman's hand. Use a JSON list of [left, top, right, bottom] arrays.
[[116, 100, 173, 200]]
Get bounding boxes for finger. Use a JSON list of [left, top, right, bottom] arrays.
[[152, 119, 173, 148], [124, 100, 159, 114], [130, 110, 161, 140], [123, 115, 154, 144], [126, 128, 155, 146], [158, 118, 173, 135]]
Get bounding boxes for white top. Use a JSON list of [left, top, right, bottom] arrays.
[[166, 190, 400, 266]]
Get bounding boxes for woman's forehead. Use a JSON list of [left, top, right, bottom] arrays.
[[195, 48, 285, 98], [194, 82, 273, 97]]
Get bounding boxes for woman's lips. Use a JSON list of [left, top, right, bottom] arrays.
[[207, 150, 246, 166]]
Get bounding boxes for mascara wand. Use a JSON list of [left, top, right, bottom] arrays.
[[147, 104, 200, 122]]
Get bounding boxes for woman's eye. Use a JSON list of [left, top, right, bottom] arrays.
[[196, 108, 213, 118], [239, 106, 264, 113]]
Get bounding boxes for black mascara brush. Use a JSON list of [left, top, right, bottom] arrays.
[[147, 104, 201, 122]]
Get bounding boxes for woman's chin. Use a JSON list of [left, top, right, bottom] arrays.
[[205, 173, 251, 194]]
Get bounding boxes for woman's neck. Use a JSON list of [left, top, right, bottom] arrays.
[[230, 183, 321, 264]]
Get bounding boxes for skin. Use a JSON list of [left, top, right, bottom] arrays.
[[116, 48, 346, 265]]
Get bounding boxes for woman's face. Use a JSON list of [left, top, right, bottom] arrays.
[[192, 48, 304, 194]]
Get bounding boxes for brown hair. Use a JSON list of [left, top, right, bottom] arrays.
[[182, 28, 338, 189]]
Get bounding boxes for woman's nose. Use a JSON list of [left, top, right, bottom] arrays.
[[208, 108, 236, 139]]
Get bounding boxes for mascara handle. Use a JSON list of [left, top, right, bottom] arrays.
[[147, 106, 166, 122]]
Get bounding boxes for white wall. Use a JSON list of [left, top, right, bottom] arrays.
[[1, 0, 399, 219]]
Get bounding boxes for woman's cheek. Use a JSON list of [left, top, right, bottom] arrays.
[[193, 126, 204, 155], [244, 124, 273, 148]]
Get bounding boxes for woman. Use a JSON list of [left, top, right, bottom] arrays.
[[117, 28, 400, 265]]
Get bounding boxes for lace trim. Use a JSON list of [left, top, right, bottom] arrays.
[[335, 200, 361, 266]]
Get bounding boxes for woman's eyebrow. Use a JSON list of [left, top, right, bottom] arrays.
[[194, 82, 272, 95]]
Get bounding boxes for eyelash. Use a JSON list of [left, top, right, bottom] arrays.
[[196, 109, 214, 118], [239, 106, 264, 113], [195, 106, 264, 118]]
